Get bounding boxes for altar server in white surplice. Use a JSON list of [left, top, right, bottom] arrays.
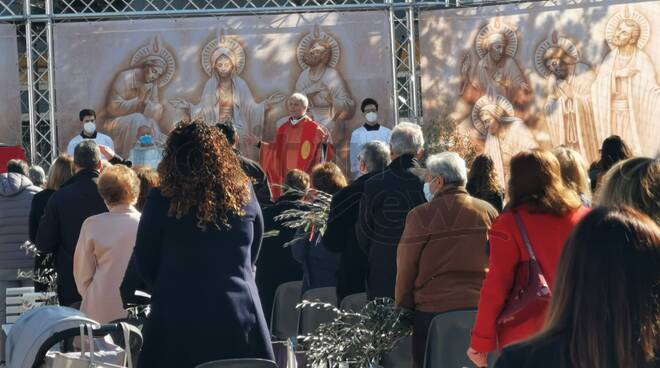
[[349, 98, 392, 179]]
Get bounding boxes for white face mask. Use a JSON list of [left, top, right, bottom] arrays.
[[83, 122, 96, 134], [365, 112, 378, 123], [423, 182, 434, 202]]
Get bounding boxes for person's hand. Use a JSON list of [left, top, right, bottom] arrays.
[[138, 84, 153, 102], [168, 98, 190, 111], [98, 145, 116, 161], [265, 92, 285, 108], [467, 347, 488, 368], [520, 81, 531, 92], [245, 133, 260, 147]]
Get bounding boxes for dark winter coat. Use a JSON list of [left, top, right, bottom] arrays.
[[323, 172, 375, 301], [255, 192, 305, 326], [35, 169, 107, 307], [133, 188, 273, 367], [355, 154, 425, 299]]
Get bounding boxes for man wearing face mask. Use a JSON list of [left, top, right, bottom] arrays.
[[128, 125, 163, 169], [395, 152, 498, 368], [349, 98, 392, 179], [66, 109, 115, 156]]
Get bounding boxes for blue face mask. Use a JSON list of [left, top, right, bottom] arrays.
[[139, 135, 153, 146], [423, 182, 434, 202]]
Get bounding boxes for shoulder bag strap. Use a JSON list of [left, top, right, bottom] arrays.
[[512, 211, 538, 261]]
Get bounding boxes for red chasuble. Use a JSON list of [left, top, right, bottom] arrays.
[[260, 116, 334, 198]]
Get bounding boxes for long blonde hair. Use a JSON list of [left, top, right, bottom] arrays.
[[597, 157, 659, 223], [45, 155, 74, 190], [552, 146, 591, 202]]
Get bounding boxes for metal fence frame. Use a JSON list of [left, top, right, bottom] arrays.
[[0, 0, 527, 166]]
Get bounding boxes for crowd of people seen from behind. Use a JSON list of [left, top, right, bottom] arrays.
[[0, 99, 657, 368]]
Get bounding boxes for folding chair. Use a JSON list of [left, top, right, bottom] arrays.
[[380, 335, 413, 368], [423, 310, 496, 368], [339, 292, 367, 312], [270, 281, 302, 340], [195, 358, 278, 368], [298, 287, 338, 335]]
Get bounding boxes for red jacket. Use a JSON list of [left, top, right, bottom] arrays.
[[470, 205, 590, 352]]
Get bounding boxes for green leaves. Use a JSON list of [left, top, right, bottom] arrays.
[[273, 187, 333, 247], [297, 298, 413, 367]]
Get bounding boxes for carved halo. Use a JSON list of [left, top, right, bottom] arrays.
[[475, 20, 518, 59], [130, 37, 176, 87], [534, 33, 579, 77], [471, 94, 515, 137], [605, 6, 650, 50], [201, 30, 246, 76], [297, 24, 341, 69]]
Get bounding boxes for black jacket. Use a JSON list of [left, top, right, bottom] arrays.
[[238, 153, 272, 207], [496, 332, 659, 368], [495, 333, 572, 368], [28, 188, 56, 292], [29, 189, 54, 242], [255, 192, 306, 326], [35, 169, 107, 306], [323, 172, 375, 301], [355, 154, 425, 299]]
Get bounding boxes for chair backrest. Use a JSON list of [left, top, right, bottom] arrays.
[[424, 310, 482, 368], [380, 335, 413, 368], [339, 292, 367, 312], [5, 287, 55, 324], [270, 281, 302, 340], [298, 287, 338, 335], [195, 358, 278, 368]]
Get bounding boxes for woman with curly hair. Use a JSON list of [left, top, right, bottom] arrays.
[[133, 120, 273, 367], [467, 155, 504, 212]]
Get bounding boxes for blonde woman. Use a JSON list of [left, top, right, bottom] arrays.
[[73, 164, 140, 323], [597, 157, 659, 223], [29, 155, 74, 242], [552, 146, 592, 206]]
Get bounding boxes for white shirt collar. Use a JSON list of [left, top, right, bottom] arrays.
[[290, 115, 307, 126]]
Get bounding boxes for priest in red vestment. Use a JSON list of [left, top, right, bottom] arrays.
[[257, 93, 334, 198]]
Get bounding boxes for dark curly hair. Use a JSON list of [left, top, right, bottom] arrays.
[[158, 120, 250, 230], [466, 155, 501, 197]]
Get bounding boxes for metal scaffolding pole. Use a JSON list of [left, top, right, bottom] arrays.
[[387, 0, 400, 124], [406, 0, 419, 119], [46, 0, 57, 161], [23, 0, 36, 164]]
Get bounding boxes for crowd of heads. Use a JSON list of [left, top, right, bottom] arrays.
[[3, 108, 658, 368]]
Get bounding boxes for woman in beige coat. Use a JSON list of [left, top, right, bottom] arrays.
[[74, 164, 141, 323]]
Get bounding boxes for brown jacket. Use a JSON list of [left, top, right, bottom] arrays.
[[395, 186, 498, 313]]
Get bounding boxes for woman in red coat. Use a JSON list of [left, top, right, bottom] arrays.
[[467, 150, 590, 367]]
